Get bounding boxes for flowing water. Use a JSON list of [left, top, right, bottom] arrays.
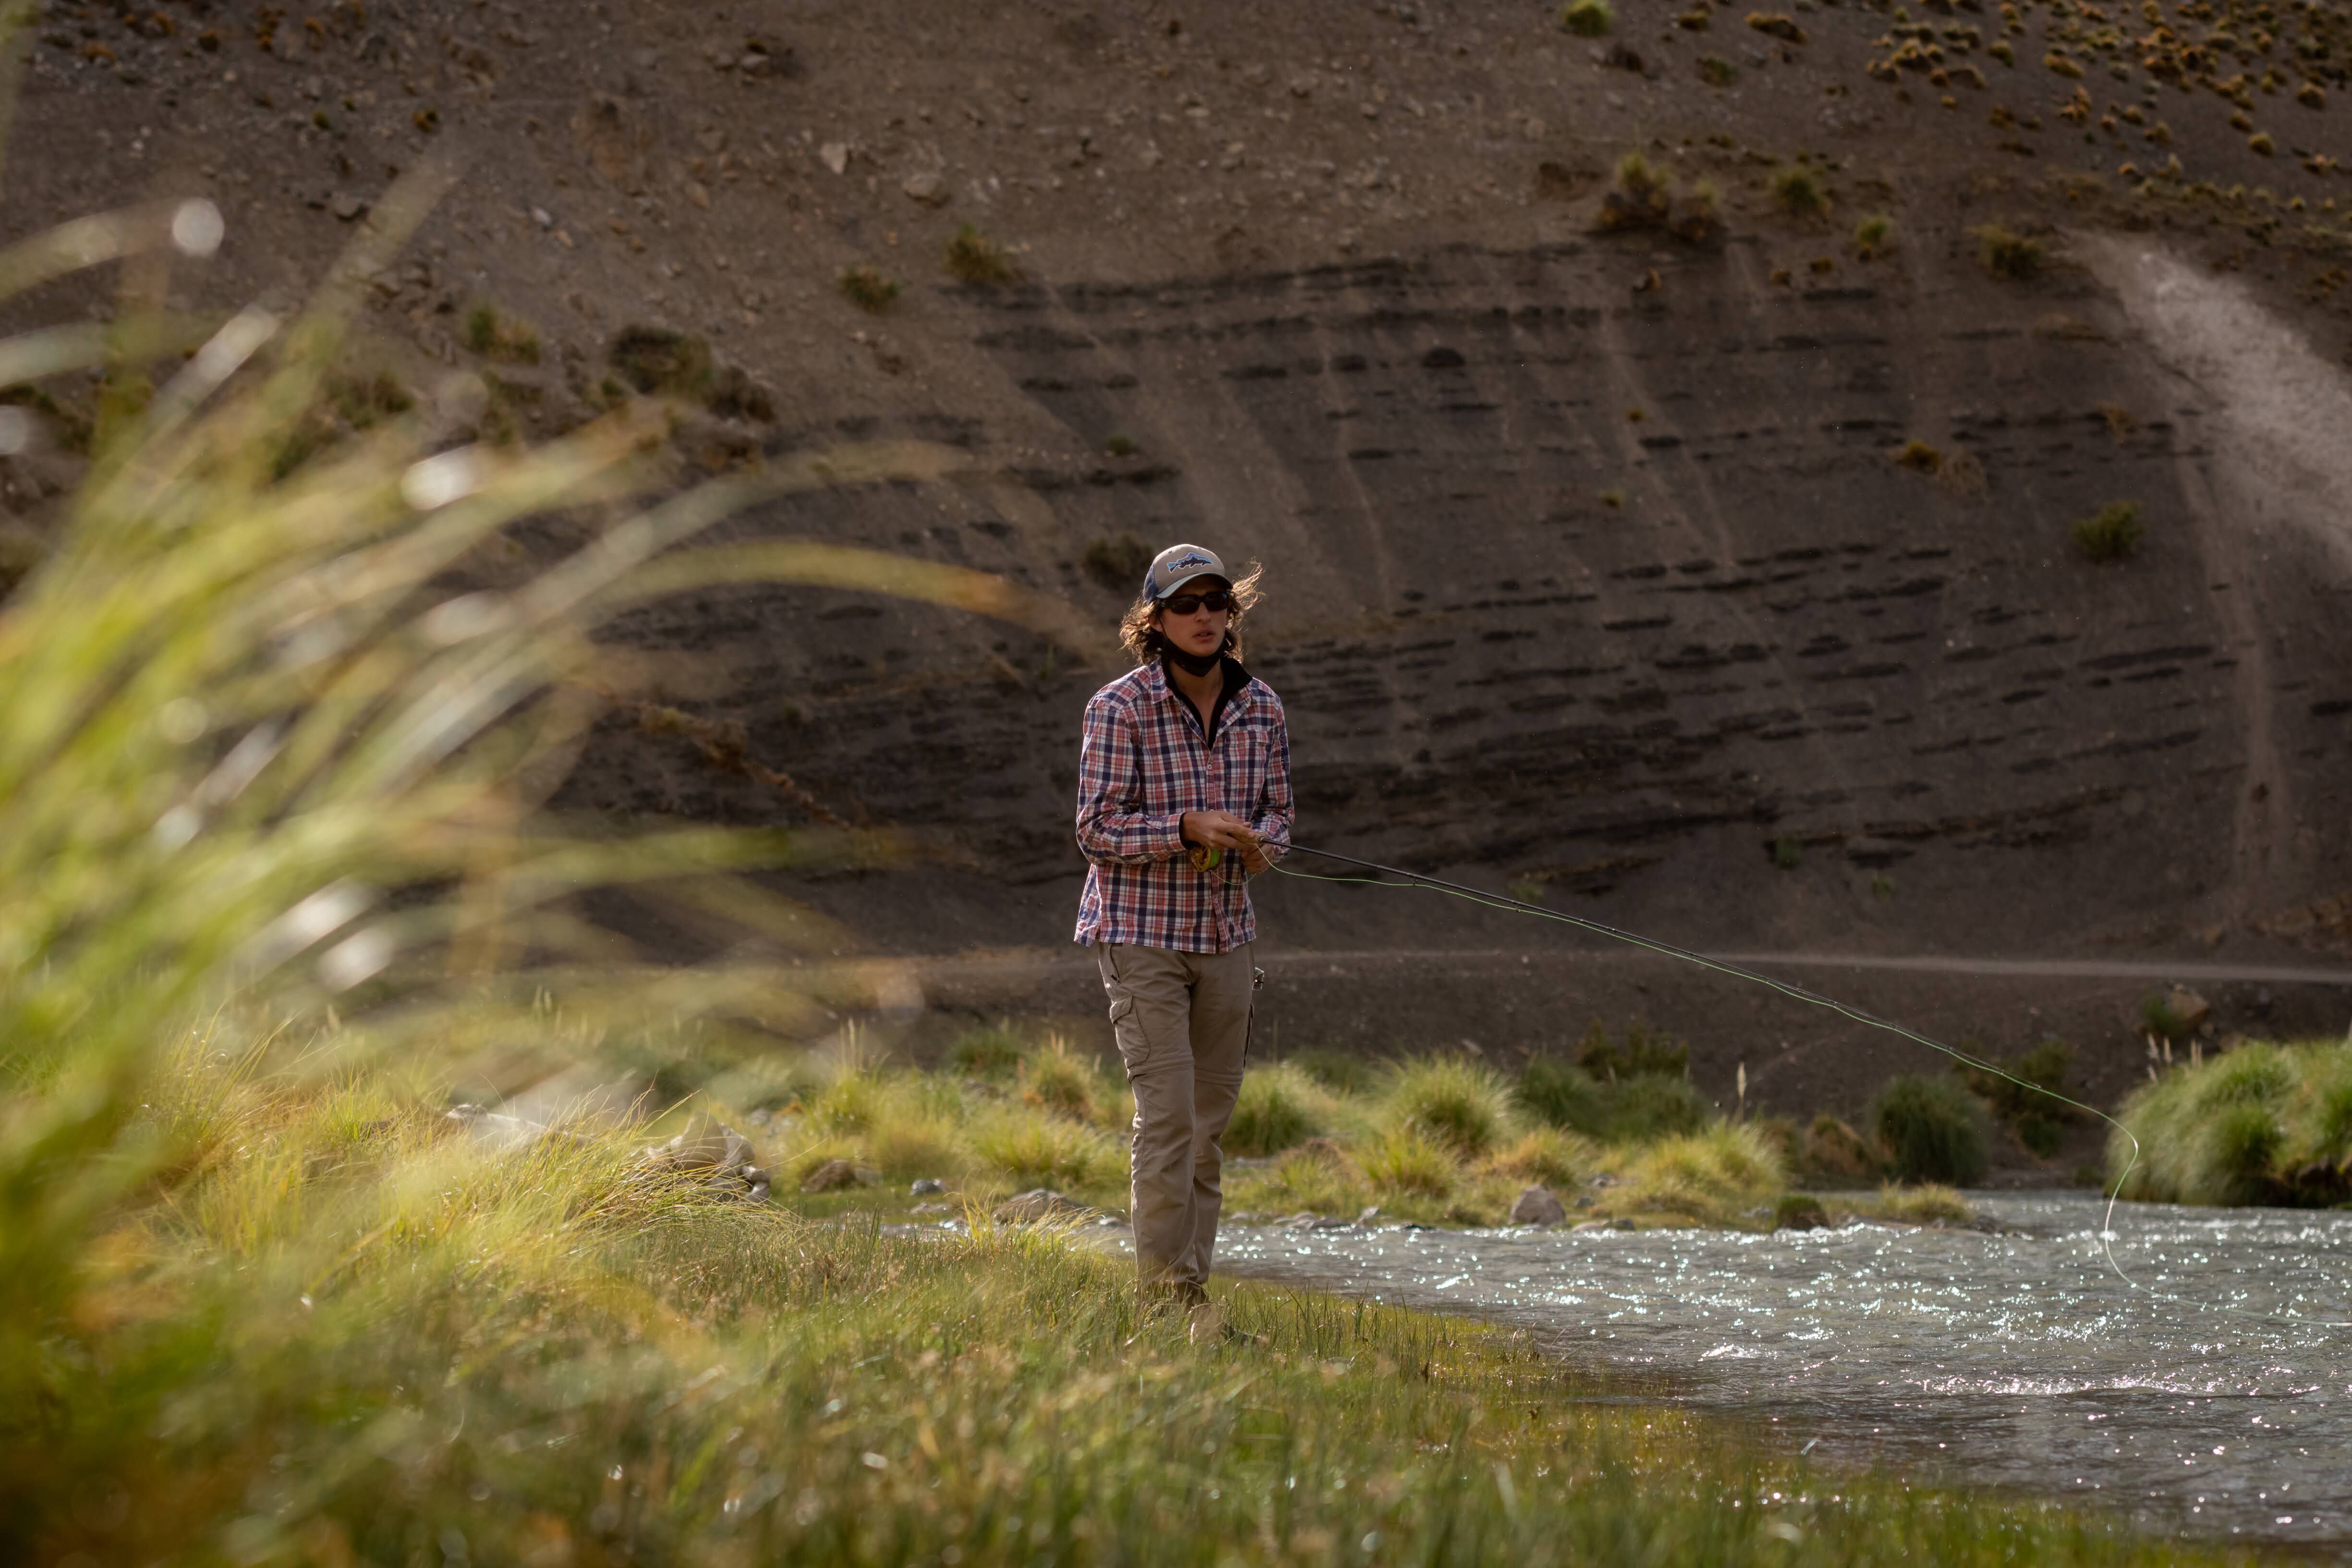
[[1217, 1194, 2352, 1553]]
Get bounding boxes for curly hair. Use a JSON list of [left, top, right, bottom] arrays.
[[1116, 560, 1264, 666]]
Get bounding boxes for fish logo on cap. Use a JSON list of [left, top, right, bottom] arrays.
[[1144, 542, 1229, 601]]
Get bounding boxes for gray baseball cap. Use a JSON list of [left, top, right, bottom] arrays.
[[1141, 542, 1229, 602]]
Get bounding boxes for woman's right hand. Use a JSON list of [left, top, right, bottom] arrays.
[[1180, 810, 1257, 854]]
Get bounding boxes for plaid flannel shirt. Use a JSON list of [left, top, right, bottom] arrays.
[[1072, 657, 1293, 954]]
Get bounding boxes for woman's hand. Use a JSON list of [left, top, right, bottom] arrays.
[[1181, 810, 1260, 864]]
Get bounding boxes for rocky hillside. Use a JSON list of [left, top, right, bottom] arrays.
[[8, 0, 2352, 1113]]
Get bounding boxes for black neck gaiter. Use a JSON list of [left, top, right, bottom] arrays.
[[1164, 645, 1223, 679]]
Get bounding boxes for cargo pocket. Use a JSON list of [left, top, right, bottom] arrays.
[[1102, 949, 1149, 1075]]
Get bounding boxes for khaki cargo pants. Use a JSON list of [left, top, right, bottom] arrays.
[[1094, 943, 1256, 1290]]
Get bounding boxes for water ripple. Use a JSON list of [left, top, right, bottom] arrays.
[[1218, 1193, 2352, 1552]]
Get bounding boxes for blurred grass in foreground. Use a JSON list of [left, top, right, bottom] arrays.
[[0, 188, 2237, 1565]]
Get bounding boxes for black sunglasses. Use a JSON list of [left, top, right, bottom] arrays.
[[1163, 590, 1235, 616]]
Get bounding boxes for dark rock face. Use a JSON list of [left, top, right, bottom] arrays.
[[564, 239, 2352, 977]]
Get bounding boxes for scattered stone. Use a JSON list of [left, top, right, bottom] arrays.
[[1273, 1210, 1321, 1229], [1612, 1216, 1637, 1230], [1356, 1205, 1381, 1226], [2167, 987, 2212, 1033], [909, 1201, 954, 1217], [329, 194, 368, 221], [994, 1188, 1092, 1223], [819, 140, 851, 175], [1509, 1185, 1569, 1226], [1570, 1218, 1612, 1233], [902, 169, 950, 206], [910, 1177, 945, 1195]]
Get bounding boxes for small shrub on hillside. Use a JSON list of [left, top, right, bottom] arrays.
[[945, 223, 1020, 285], [1936, 449, 1988, 498], [1699, 55, 1738, 86], [1748, 12, 1807, 43], [1893, 438, 1944, 473], [461, 302, 542, 364], [1854, 213, 1896, 257], [1974, 223, 2043, 279], [1769, 163, 1831, 219], [1080, 532, 1154, 592], [2073, 499, 2145, 560], [1103, 432, 1139, 457], [1871, 1074, 1989, 1185], [609, 324, 715, 400], [1226, 1063, 1330, 1157], [1561, 0, 1613, 36], [1771, 835, 1803, 869], [1382, 1056, 1514, 1157], [837, 264, 899, 313]]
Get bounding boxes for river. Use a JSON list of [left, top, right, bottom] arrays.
[[1218, 1193, 2352, 1553]]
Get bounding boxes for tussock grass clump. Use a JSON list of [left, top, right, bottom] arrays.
[[944, 222, 1020, 285], [1485, 1125, 1597, 1188], [1517, 1057, 1710, 1144], [1015, 1035, 1112, 1122], [1561, 0, 1614, 36], [2073, 499, 2146, 560], [1699, 54, 1739, 86], [969, 1104, 1123, 1190], [1620, 1124, 1786, 1224], [1359, 1125, 1460, 1198], [1598, 153, 1722, 245], [837, 262, 900, 313], [1226, 1061, 1334, 1157], [2110, 1040, 2352, 1205], [1872, 1074, 1990, 1185], [1380, 1055, 1515, 1157], [1875, 1181, 1976, 1224]]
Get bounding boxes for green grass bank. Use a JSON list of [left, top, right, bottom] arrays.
[[1, 1038, 2250, 1568], [2107, 1038, 2352, 1206]]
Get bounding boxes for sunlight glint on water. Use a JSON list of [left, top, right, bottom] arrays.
[[1221, 1194, 2352, 1550]]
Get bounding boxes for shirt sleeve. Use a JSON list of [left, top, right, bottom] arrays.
[[1074, 692, 1185, 867], [1245, 693, 1294, 870]]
